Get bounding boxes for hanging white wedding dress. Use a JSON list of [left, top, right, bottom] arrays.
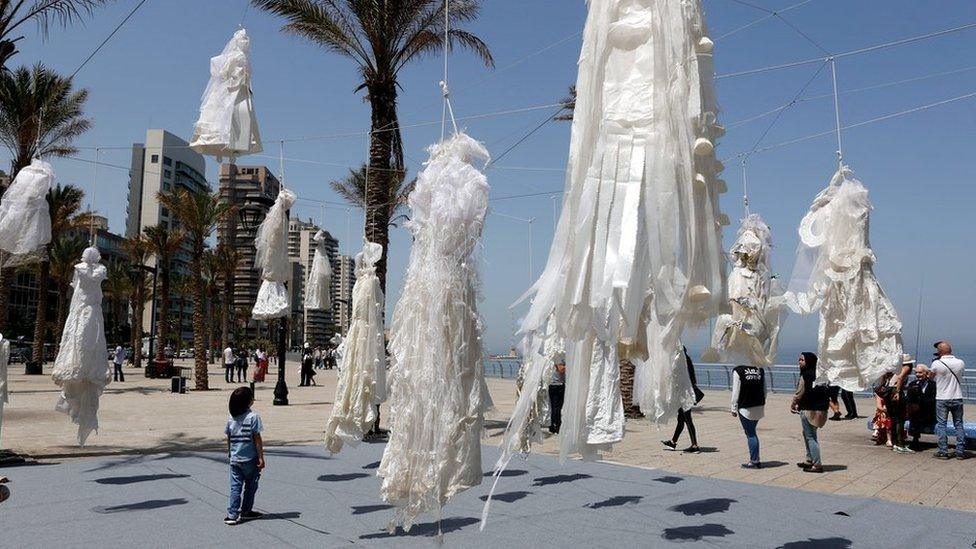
[[51, 247, 110, 446], [252, 187, 296, 320], [0, 333, 9, 447], [378, 132, 492, 531], [324, 241, 385, 454], [784, 167, 902, 391], [0, 158, 54, 256], [505, 0, 726, 465], [703, 214, 783, 366], [304, 230, 333, 310], [190, 28, 262, 160]]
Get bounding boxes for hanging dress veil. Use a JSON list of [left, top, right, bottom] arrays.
[[190, 28, 262, 160], [784, 167, 902, 391], [0, 333, 8, 447], [324, 241, 385, 453], [304, 230, 333, 310], [0, 158, 54, 257], [378, 132, 492, 531], [252, 187, 296, 320], [51, 247, 110, 446]]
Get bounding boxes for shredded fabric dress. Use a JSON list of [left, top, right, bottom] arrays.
[[0, 158, 53, 256], [324, 241, 386, 454], [502, 0, 727, 471], [784, 167, 903, 391], [703, 214, 783, 366], [51, 247, 110, 446], [378, 132, 492, 531], [190, 28, 262, 161], [252, 187, 296, 320], [0, 334, 8, 447], [304, 229, 333, 310]]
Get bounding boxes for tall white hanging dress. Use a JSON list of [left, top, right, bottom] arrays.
[[378, 132, 492, 531], [304, 230, 333, 310], [324, 241, 385, 453], [51, 247, 110, 446], [0, 158, 54, 256], [252, 187, 296, 320], [0, 334, 9, 447]]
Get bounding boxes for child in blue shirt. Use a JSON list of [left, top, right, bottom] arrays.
[[224, 387, 265, 525]]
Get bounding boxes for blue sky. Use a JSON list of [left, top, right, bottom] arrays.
[[10, 0, 976, 358]]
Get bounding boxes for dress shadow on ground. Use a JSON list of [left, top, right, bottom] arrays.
[[531, 473, 592, 486], [662, 523, 734, 541], [93, 473, 190, 485], [361, 460, 381, 469], [776, 537, 854, 548], [92, 498, 188, 514], [359, 517, 480, 539], [351, 504, 394, 515], [669, 498, 737, 516], [317, 473, 369, 482], [483, 469, 528, 477], [585, 495, 643, 509], [653, 475, 684, 484], [479, 491, 533, 503]]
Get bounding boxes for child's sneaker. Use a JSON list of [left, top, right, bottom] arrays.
[[224, 516, 241, 525]]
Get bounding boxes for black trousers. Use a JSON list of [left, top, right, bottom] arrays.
[[224, 365, 234, 383], [113, 363, 125, 382], [672, 408, 698, 446], [840, 389, 858, 417], [548, 384, 565, 433], [236, 365, 247, 383]]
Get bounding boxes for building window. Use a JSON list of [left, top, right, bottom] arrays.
[[163, 156, 172, 166], [161, 207, 169, 218], [164, 169, 172, 179], [150, 154, 159, 163]]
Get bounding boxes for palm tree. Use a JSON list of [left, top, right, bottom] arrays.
[[170, 272, 191, 352], [0, 1, 112, 70], [253, 0, 493, 297], [142, 224, 183, 368], [201, 247, 219, 363], [212, 242, 242, 353], [122, 235, 151, 371], [31, 184, 83, 366], [49, 233, 87, 351], [330, 163, 414, 226], [0, 63, 90, 331], [104, 261, 134, 346], [158, 188, 234, 390], [554, 85, 575, 122]]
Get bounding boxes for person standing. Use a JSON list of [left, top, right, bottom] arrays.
[[886, 354, 916, 453], [548, 357, 566, 434], [224, 387, 265, 525], [299, 346, 314, 387], [931, 341, 967, 460], [236, 348, 248, 383], [223, 345, 235, 384], [906, 364, 936, 448], [792, 352, 829, 473], [731, 364, 766, 469], [112, 345, 126, 382], [828, 386, 858, 421], [314, 347, 323, 370], [662, 347, 704, 454]]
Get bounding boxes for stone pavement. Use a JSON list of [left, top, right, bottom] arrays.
[[2, 442, 974, 548], [2, 360, 973, 513]]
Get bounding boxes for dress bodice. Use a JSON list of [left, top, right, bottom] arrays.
[[72, 263, 107, 305]]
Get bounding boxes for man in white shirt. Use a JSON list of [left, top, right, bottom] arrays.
[[113, 345, 126, 382], [224, 346, 236, 384], [930, 341, 966, 459]]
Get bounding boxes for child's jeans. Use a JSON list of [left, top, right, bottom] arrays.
[[228, 459, 260, 518]]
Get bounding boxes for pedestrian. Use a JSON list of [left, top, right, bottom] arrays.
[[253, 348, 267, 383], [223, 345, 235, 384], [224, 386, 265, 525], [792, 352, 829, 473], [662, 347, 705, 454], [300, 346, 314, 386], [872, 372, 895, 447], [827, 385, 858, 421], [731, 364, 766, 469], [931, 341, 967, 460], [885, 354, 916, 453], [236, 348, 248, 383], [314, 347, 323, 370], [112, 344, 126, 382], [548, 356, 566, 434], [906, 364, 936, 448]]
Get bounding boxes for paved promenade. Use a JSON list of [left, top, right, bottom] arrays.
[[2, 359, 973, 514]]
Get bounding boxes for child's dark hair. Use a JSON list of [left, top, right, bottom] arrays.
[[229, 387, 253, 417]]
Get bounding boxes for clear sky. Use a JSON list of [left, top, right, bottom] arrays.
[[9, 0, 976, 358]]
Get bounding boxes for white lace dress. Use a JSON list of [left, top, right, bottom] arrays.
[[0, 335, 9, 446], [190, 28, 262, 160], [0, 158, 53, 256], [51, 247, 110, 446], [252, 188, 296, 320], [324, 241, 385, 454], [785, 167, 902, 391], [379, 132, 492, 531], [304, 230, 333, 310]]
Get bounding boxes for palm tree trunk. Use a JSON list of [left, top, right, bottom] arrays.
[[221, 272, 232, 350], [131, 287, 144, 371], [191, 243, 208, 390], [32, 259, 51, 368], [156, 267, 170, 364], [366, 82, 399, 297], [54, 290, 68, 354]]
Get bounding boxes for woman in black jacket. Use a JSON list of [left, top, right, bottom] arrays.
[[791, 352, 829, 473], [662, 347, 703, 454]]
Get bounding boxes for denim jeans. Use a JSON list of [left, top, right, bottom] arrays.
[[738, 414, 760, 463], [935, 399, 965, 455], [800, 413, 821, 465], [228, 459, 261, 518]]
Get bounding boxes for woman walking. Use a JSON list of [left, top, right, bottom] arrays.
[[792, 352, 829, 473], [731, 364, 767, 468], [662, 347, 704, 453]]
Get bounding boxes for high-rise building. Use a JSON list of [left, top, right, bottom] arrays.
[[287, 218, 340, 346], [336, 255, 356, 334], [125, 129, 208, 345], [216, 164, 280, 342]]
